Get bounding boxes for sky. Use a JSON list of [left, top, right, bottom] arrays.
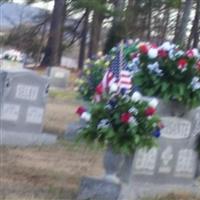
[[12, 0, 54, 10]]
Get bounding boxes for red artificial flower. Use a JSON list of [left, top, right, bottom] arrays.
[[145, 107, 156, 116], [139, 44, 149, 54], [95, 83, 103, 95], [76, 106, 86, 116], [178, 58, 187, 70], [120, 112, 131, 123], [158, 49, 168, 58], [186, 49, 194, 58]]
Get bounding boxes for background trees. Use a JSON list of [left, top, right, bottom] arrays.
[[1, 0, 200, 68]]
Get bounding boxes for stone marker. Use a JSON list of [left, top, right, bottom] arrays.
[[77, 177, 121, 200], [0, 70, 49, 134], [120, 116, 200, 200], [64, 119, 86, 141], [49, 67, 70, 89], [0, 71, 6, 104]]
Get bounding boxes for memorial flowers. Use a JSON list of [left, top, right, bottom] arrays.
[[76, 90, 163, 154], [76, 44, 163, 155], [77, 54, 110, 101], [134, 42, 200, 108]]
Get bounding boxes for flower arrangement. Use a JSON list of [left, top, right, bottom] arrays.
[[133, 42, 200, 108], [76, 88, 163, 155], [77, 40, 139, 101], [77, 54, 110, 101]]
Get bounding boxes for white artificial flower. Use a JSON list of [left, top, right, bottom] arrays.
[[175, 50, 184, 57], [148, 48, 158, 59], [147, 62, 163, 75], [149, 98, 159, 108], [128, 39, 134, 45], [131, 91, 142, 102], [129, 107, 139, 115], [129, 117, 138, 126], [97, 119, 110, 129], [161, 42, 172, 51], [109, 83, 118, 93], [97, 51, 103, 57], [169, 50, 176, 60], [192, 48, 199, 58], [81, 112, 91, 122], [191, 77, 200, 90]]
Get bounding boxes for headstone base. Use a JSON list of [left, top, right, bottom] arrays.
[[0, 130, 57, 146], [77, 177, 121, 200], [119, 181, 200, 200]]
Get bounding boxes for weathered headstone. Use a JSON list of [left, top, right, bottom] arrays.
[[120, 116, 200, 200], [49, 67, 70, 89], [77, 177, 121, 200], [0, 70, 49, 134], [0, 71, 6, 103]]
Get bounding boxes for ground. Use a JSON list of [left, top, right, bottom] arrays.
[[0, 66, 200, 200]]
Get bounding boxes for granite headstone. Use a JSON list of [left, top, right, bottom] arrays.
[[50, 67, 69, 89], [120, 115, 200, 200], [0, 70, 49, 134], [0, 71, 6, 104], [77, 177, 121, 200]]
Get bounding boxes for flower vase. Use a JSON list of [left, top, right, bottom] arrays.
[[103, 146, 134, 184], [157, 99, 189, 117]]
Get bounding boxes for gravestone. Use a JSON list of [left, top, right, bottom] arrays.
[[120, 115, 200, 200], [0, 71, 6, 103], [77, 177, 121, 200], [0, 70, 49, 134], [49, 67, 70, 89]]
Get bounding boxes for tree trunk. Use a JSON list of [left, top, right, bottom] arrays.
[[174, 0, 193, 46], [88, 11, 104, 58], [173, 3, 183, 43], [192, 0, 200, 48], [40, 0, 66, 67], [78, 9, 89, 70], [161, 6, 170, 42], [147, 0, 152, 40]]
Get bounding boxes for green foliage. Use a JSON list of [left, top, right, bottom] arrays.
[[134, 47, 200, 108], [78, 95, 161, 155], [77, 56, 110, 101]]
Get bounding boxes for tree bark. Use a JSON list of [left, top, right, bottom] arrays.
[[78, 9, 89, 70], [173, 3, 183, 43], [40, 0, 66, 67], [192, 0, 200, 48], [147, 0, 152, 40], [174, 0, 193, 46], [88, 10, 104, 58]]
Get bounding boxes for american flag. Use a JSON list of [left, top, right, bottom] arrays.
[[101, 45, 132, 92]]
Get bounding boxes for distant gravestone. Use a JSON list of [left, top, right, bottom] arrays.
[[0, 71, 6, 104], [120, 116, 200, 200], [0, 70, 49, 134], [50, 67, 69, 89]]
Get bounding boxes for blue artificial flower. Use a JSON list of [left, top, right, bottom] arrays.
[[152, 129, 161, 138], [109, 99, 117, 108], [120, 88, 127, 96]]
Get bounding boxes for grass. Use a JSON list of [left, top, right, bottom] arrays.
[[1, 70, 200, 200], [142, 193, 200, 200], [0, 142, 104, 200]]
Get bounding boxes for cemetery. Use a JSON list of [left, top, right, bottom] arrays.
[[1, 0, 200, 200]]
